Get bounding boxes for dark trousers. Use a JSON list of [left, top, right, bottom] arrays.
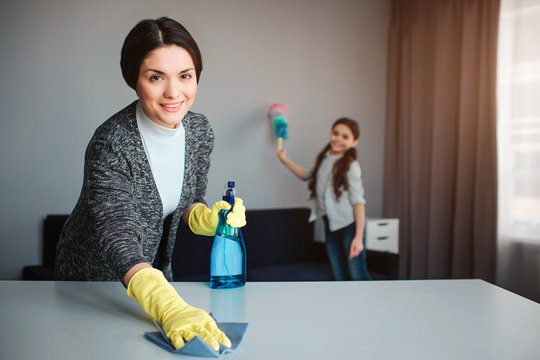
[[323, 217, 371, 281]]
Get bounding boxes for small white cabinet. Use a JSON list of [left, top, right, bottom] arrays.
[[365, 217, 399, 254]]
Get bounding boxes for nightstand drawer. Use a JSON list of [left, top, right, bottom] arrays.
[[365, 218, 399, 254]]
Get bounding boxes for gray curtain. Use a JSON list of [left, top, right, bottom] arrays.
[[383, 0, 500, 282]]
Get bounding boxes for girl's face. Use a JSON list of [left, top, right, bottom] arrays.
[[136, 45, 198, 129], [329, 124, 358, 155]]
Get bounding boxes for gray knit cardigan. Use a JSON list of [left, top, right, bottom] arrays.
[[55, 101, 214, 281]]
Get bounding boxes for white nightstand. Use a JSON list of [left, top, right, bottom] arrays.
[[365, 217, 399, 254]]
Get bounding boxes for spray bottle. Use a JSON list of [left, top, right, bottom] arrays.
[[210, 181, 246, 289]]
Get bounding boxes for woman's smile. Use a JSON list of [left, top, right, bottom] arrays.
[[161, 101, 184, 112]]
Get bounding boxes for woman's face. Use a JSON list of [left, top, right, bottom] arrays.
[[329, 124, 358, 155], [136, 45, 197, 129]]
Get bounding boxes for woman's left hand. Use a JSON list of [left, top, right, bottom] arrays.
[[225, 197, 246, 228], [187, 198, 247, 236], [348, 236, 364, 259]]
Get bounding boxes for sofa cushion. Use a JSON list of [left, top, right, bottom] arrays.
[[246, 262, 333, 281]]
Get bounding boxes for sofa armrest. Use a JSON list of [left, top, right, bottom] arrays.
[[22, 265, 55, 280]]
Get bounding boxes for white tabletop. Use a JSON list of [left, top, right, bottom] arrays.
[[1, 280, 539, 359]]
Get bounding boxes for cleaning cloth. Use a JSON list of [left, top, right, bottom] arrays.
[[144, 319, 249, 357]]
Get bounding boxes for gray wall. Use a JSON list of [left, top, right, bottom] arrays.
[[0, 0, 390, 279]]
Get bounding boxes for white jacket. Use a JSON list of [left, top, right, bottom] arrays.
[[304, 157, 366, 232]]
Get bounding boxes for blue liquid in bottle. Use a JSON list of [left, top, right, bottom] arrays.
[[210, 181, 246, 289]]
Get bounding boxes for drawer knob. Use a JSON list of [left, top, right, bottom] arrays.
[[377, 236, 389, 240]]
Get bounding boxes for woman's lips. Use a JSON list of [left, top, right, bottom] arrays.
[[160, 101, 183, 113]]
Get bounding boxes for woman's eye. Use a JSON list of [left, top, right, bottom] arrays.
[[181, 73, 192, 80], [149, 75, 163, 81]]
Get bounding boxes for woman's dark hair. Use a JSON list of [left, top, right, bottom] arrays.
[[120, 17, 203, 90], [308, 117, 360, 200]]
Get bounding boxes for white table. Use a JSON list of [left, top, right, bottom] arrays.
[[1, 280, 539, 359]]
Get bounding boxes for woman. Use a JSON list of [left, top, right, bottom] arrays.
[[56, 17, 245, 351]]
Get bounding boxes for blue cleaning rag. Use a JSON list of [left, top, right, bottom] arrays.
[[144, 319, 249, 357]]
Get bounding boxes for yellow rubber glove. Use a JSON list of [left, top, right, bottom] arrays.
[[224, 197, 247, 228], [188, 198, 247, 236], [127, 268, 231, 350]]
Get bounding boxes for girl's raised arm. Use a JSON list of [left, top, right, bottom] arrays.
[[277, 148, 306, 180]]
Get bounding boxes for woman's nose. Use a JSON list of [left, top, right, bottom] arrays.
[[164, 79, 181, 99]]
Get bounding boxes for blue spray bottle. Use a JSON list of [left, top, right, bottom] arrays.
[[210, 181, 246, 289]]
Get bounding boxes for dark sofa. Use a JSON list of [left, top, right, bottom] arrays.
[[23, 208, 398, 281]]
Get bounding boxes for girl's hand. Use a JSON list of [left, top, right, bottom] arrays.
[[277, 148, 288, 162], [276, 148, 306, 180], [349, 236, 364, 259]]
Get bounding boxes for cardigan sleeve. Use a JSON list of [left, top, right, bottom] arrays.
[[192, 116, 214, 204], [85, 137, 148, 280]]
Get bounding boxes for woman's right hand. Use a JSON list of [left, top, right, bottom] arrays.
[[127, 268, 231, 350], [161, 297, 230, 350]]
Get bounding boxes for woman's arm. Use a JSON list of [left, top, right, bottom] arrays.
[[348, 203, 365, 259], [86, 136, 151, 280], [123, 262, 152, 287], [192, 115, 214, 204], [182, 202, 202, 224], [277, 148, 306, 180]]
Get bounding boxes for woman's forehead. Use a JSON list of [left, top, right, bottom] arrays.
[[140, 45, 194, 72]]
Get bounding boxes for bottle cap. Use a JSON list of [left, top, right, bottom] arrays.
[[228, 181, 235, 188]]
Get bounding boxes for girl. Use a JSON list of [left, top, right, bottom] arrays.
[[278, 118, 371, 280]]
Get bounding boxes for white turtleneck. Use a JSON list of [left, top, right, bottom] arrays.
[[136, 101, 185, 218]]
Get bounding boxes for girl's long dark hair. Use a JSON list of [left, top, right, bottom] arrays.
[[308, 117, 360, 200]]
